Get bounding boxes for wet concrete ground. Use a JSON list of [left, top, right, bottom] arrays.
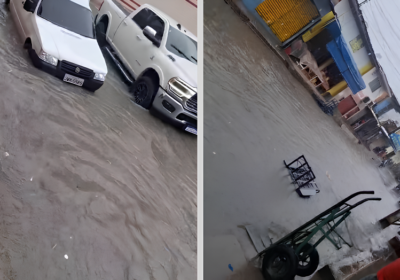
[[0, 2, 196, 279], [204, 1, 399, 279]]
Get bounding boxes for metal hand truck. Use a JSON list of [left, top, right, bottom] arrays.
[[256, 191, 381, 280]]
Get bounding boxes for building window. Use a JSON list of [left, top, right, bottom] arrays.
[[349, 35, 364, 53], [369, 77, 381, 93]]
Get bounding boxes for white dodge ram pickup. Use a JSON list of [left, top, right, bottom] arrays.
[[95, 1, 197, 134], [8, 0, 108, 92]]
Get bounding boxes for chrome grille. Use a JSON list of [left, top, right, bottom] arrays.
[[61, 61, 94, 79], [185, 94, 197, 114]]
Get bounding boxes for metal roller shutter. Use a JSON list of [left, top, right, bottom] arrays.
[[256, 0, 319, 43]]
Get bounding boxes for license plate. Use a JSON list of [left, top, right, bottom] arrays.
[[63, 74, 84, 86], [185, 126, 197, 135]]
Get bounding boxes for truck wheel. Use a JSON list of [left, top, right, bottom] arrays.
[[129, 76, 156, 109], [261, 245, 297, 280], [95, 22, 107, 47], [296, 243, 319, 277]]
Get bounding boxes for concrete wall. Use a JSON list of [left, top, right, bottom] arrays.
[[335, 0, 372, 71], [332, 0, 389, 104], [332, 67, 386, 104], [362, 67, 387, 102]]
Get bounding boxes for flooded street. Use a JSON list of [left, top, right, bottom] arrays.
[[204, 1, 398, 279], [0, 2, 196, 279]]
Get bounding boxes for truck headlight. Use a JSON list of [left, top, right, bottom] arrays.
[[38, 49, 58, 66], [168, 77, 196, 101], [94, 73, 106, 81]]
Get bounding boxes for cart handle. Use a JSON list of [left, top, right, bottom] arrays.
[[268, 192, 380, 249], [334, 197, 382, 218], [314, 191, 376, 221]]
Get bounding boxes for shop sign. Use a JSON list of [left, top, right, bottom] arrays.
[[350, 35, 364, 53]]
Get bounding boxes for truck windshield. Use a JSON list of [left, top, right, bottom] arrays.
[[37, 0, 94, 39], [166, 27, 197, 65]]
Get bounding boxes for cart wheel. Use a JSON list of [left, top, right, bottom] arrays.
[[261, 245, 298, 280], [296, 243, 319, 277]]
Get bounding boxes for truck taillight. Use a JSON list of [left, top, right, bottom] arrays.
[[99, 1, 104, 10]]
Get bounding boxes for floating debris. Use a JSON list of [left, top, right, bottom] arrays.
[[64, 254, 68, 259], [326, 171, 331, 180]]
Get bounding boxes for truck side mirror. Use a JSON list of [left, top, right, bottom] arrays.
[[24, 0, 39, 13], [143, 26, 161, 48]]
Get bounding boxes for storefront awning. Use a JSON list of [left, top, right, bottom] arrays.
[[326, 35, 366, 95]]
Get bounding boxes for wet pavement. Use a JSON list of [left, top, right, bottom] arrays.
[[204, 1, 399, 279], [0, 2, 196, 279]]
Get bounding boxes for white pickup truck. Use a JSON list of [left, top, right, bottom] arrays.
[[95, 1, 197, 134]]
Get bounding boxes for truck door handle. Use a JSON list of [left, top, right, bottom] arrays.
[[136, 35, 142, 40]]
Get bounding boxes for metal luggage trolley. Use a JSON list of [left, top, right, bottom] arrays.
[[256, 191, 381, 280], [284, 155, 319, 197], [312, 94, 338, 116]]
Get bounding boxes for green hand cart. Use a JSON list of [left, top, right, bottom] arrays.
[[256, 191, 381, 280]]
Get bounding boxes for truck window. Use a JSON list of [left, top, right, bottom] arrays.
[[166, 27, 197, 65], [132, 8, 165, 40]]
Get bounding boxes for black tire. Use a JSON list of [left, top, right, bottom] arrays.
[[261, 245, 298, 280], [129, 76, 156, 109], [296, 243, 319, 277], [5, 0, 9, 4], [95, 21, 107, 47]]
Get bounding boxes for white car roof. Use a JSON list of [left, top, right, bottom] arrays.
[[68, 0, 91, 10]]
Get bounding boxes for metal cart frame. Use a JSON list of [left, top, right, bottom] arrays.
[[257, 191, 381, 279]]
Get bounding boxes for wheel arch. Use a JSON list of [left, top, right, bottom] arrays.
[[23, 37, 32, 49], [139, 68, 160, 88], [23, 37, 41, 53], [97, 14, 111, 38], [138, 65, 165, 88]]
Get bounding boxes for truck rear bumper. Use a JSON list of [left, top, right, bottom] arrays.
[[150, 88, 197, 132]]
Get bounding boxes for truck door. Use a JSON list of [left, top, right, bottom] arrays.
[[112, 8, 165, 76]]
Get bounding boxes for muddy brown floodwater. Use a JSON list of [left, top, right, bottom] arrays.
[[0, 2, 196, 279]]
